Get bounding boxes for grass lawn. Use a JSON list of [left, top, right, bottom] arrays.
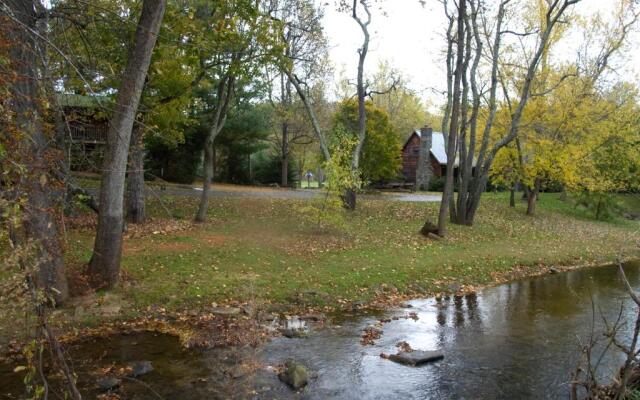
[[76, 193, 639, 307], [300, 180, 321, 189], [1, 190, 639, 338]]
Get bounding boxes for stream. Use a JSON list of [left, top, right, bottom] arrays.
[[2, 261, 639, 399]]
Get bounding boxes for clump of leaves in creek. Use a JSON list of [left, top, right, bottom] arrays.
[[360, 325, 382, 346], [296, 125, 363, 232]]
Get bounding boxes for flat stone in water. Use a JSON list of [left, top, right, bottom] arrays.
[[128, 361, 154, 377], [388, 350, 444, 366], [97, 377, 120, 391]]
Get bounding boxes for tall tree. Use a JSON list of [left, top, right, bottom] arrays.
[[432, 0, 581, 235], [494, 0, 640, 216], [270, 0, 330, 174], [195, 69, 236, 222], [2, 0, 70, 303], [436, 0, 465, 236], [457, 0, 580, 225], [342, 0, 372, 210], [194, 0, 280, 222], [88, 0, 166, 288]]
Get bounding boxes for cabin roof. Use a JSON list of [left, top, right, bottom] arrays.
[[403, 130, 450, 166]]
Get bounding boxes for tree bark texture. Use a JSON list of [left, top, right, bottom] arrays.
[[5, 0, 69, 303], [126, 124, 146, 224], [509, 186, 516, 207], [195, 73, 234, 222], [437, 0, 465, 237], [446, 0, 576, 226], [89, 0, 166, 288], [345, 0, 372, 211], [281, 121, 289, 187], [526, 178, 541, 216]]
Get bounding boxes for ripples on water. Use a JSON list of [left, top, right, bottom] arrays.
[[1, 261, 639, 399]]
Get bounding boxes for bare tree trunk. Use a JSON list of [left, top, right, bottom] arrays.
[[453, 0, 578, 226], [195, 74, 234, 222], [441, 7, 455, 143], [196, 139, 214, 222], [285, 70, 330, 162], [126, 125, 146, 224], [6, 0, 69, 303], [509, 183, 516, 207], [280, 72, 291, 187], [346, 0, 372, 211], [89, 0, 166, 288], [454, 0, 481, 225], [437, 0, 466, 237], [281, 122, 289, 187], [341, 189, 356, 210], [526, 178, 540, 216]]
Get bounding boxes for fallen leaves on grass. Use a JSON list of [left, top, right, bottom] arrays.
[[66, 214, 193, 239]]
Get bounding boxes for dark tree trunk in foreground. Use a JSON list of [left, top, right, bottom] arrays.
[[89, 0, 166, 288], [6, 0, 69, 303], [127, 125, 146, 224], [437, 0, 466, 237]]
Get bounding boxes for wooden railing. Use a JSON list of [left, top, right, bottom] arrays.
[[70, 124, 108, 143]]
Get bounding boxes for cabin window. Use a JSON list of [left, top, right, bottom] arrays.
[[412, 147, 419, 156]]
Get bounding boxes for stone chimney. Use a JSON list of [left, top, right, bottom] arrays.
[[415, 126, 433, 191]]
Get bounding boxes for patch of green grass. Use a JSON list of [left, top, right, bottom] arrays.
[[616, 193, 640, 214], [91, 193, 640, 311], [300, 180, 320, 189], [2, 190, 639, 336]]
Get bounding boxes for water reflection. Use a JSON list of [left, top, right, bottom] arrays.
[[262, 261, 640, 399], [1, 261, 638, 399]]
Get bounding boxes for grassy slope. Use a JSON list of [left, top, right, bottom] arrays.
[[57, 192, 640, 317]]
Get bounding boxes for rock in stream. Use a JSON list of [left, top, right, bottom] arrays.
[[128, 361, 154, 377], [387, 350, 444, 366], [278, 360, 309, 390]]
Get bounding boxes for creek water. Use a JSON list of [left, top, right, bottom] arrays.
[[2, 261, 639, 399]]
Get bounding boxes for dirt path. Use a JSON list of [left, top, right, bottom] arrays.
[[146, 184, 441, 202]]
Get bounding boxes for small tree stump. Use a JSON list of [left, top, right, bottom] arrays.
[[420, 221, 440, 238]]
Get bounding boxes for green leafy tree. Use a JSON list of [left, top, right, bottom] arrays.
[[333, 100, 401, 183], [216, 103, 272, 183], [296, 125, 360, 231]]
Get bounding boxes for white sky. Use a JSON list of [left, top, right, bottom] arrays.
[[319, 0, 640, 109]]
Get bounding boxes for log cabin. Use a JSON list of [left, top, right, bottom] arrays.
[[402, 126, 451, 188]]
